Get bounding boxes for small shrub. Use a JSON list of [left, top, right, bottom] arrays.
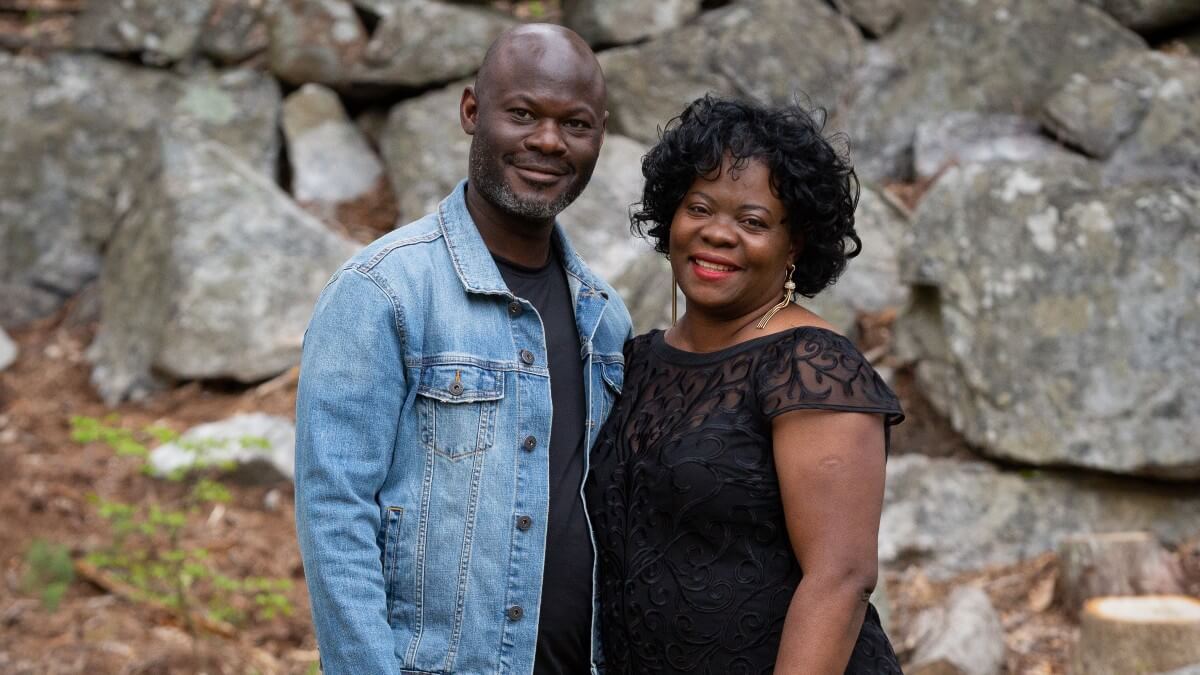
[[71, 416, 293, 635], [22, 539, 74, 611]]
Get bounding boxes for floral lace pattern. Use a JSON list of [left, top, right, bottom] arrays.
[[585, 327, 904, 674]]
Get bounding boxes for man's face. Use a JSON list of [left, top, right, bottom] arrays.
[[462, 49, 606, 222]]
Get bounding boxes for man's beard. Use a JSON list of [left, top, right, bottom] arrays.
[[468, 140, 587, 220]]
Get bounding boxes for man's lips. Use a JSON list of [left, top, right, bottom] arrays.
[[510, 158, 570, 182]]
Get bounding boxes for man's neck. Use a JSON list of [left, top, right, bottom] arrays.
[[464, 183, 556, 268]]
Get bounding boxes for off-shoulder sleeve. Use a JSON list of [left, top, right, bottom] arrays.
[[755, 327, 904, 428]]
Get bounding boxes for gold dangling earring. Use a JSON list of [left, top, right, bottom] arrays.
[[671, 274, 678, 326], [756, 263, 797, 329]]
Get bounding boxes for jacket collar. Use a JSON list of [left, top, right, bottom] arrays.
[[437, 180, 609, 300]]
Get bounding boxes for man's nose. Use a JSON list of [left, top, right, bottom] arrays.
[[524, 120, 568, 155]]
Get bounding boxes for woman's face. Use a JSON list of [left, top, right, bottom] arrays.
[[668, 158, 796, 321]]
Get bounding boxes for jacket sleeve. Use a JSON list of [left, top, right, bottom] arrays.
[[294, 267, 406, 675]]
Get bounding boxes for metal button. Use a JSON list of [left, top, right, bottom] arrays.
[[506, 605, 524, 621], [448, 382, 464, 396], [520, 349, 535, 365], [522, 436, 537, 451], [516, 515, 532, 530], [508, 301, 522, 316]]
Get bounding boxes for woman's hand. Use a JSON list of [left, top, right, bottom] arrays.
[[771, 409, 888, 674]]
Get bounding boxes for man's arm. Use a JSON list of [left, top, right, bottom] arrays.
[[295, 267, 406, 675]]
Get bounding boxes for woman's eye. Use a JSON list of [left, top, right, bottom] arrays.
[[687, 205, 709, 215], [743, 218, 767, 229]]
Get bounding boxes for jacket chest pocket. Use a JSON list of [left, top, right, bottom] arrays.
[[416, 364, 505, 460]]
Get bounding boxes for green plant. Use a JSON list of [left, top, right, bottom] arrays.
[[22, 539, 74, 611], [71, 416, 293, 634]]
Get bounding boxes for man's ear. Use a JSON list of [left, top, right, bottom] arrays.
[[460, 85, 478, 135]]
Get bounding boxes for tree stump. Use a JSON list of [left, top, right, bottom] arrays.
[[1073, 595, 1200, 675], [1056, 531, 1182, 612]]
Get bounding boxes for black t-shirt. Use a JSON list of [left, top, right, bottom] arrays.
[[494, 250, 592, 675]]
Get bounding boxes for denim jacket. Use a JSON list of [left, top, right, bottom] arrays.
[[295, 181, 632, 675]]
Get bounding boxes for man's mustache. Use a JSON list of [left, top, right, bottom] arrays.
[[507, 154, 573, 176]]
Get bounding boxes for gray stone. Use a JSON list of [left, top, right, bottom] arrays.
[[1102, 52, 1200, 185], [0, 53, 279, 327], [149, 413, 296, 482], [1157, 665, 1200, 675], [72, 0, 213, 64], [88, 137, 359, 404], [801, 185, 912, 334], [266, 0, 513, 88], [1039, 50, 1192, 163], [283, 83, 386, 215], [199, 0, 270, 64], [562, 0, 702, 46], [353, 0, 516, 87], [913, 112, 1075, 179], [896, 160, 1200, 478], [381, 80, 474, 224], [907, 586, 1005, 675], [0, 327, 16, 372], [599, 0, 863, 144], [1080, 0, 1200, 33], [880, 455, 1200, 579], [265, 0, 367, 86], [832, 0, 926, 37], [845, 0, 1145, 180]]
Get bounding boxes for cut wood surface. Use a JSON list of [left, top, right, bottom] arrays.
[[1056, 531, 1182, 612], [1073, 595, 1200, 675]]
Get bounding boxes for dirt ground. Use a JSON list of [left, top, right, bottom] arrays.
[[0, 302, 1118, 674]]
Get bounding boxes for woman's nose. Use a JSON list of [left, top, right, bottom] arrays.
[[699, 215, 738, 246]]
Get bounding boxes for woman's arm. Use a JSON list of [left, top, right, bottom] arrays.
[[771, 409, 888, 674]]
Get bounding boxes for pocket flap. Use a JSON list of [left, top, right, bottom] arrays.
[[601, 362, 624, 394], [417, 364, 504, 403]]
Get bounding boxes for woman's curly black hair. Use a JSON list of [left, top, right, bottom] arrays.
[[631, 95, 861, 297]]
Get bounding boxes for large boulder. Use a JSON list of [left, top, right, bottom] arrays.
[[562, 0, 702, 46], [845, 0, 1145, 180], [379, 83, 666, 329], [1042, 50, 1200, 186], [896, 160, 1200, 478], [0, 53, 280, 327], [881, 455, 1200, 579], [266, 0, 514, 88], [282, 84, 396, 240], [1080, 0, 1200, 33], [801, 184, 911, 334], [72, 0, 213, 64], [599, 0, 863, 144], [88, 137, 359, 404]]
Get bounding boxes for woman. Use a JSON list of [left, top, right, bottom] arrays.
[[585, 96, 904, 674]]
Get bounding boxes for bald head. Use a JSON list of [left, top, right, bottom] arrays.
[[474, 23, 606, 106]]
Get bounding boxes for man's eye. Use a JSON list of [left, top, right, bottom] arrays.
[[510, 109, 533, 120], [564, 119, 591, 129]]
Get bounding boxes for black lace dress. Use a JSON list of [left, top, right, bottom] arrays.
[[585, 327, 905, 674]]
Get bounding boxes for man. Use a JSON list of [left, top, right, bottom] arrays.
[[294, 24, 632, 675]]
